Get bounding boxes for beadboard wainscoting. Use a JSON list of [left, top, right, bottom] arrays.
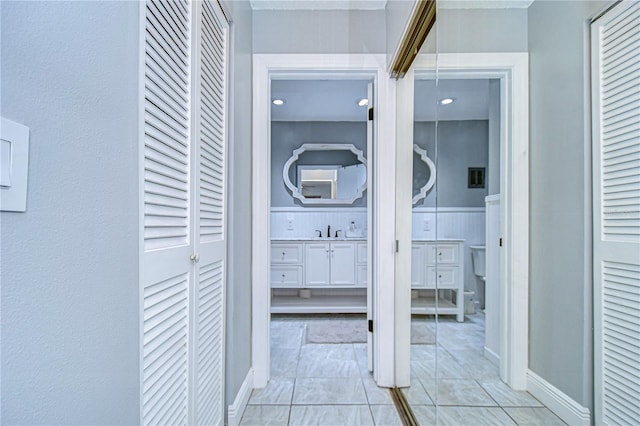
[[271, 207, 486, 295], [271, 207, 368, 239]]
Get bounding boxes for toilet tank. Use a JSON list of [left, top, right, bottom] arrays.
[[470, 245, 486, 277]]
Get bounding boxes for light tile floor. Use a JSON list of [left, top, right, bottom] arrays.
[[240, 313, 565, 425]]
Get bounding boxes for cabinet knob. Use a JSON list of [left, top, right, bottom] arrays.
[[190, 253, 200, 263], [438, 252, 443, 256], [282, 251, 286, 257]]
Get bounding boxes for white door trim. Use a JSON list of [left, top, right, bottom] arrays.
[[412, 52, 530, 389], [251, 53, 397, 388]]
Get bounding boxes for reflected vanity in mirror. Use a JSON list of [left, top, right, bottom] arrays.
[[283, 143, 367, 205]]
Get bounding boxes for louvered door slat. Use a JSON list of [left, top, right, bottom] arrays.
[[593, 2, 640, 424], [192, 1, 227, 424], [142, 1, 192, 425]]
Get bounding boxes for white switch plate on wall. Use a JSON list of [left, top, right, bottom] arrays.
[[1, 117, 30, 212]]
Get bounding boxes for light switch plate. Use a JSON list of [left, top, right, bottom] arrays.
[[1, 117, 29, 212]]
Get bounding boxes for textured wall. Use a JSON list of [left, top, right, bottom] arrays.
[[414, 121, 489, 208], [253, 9, 386, 54], [271, 122, 369, 208], [422, 7, 528, 53], [528, 0, 613, 409], [221, 0, 254, 418], [1, 1, 139, 423]]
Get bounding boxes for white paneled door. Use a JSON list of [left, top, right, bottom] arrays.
[[141, 1, 228, 425], [592, 2, 640, 424]]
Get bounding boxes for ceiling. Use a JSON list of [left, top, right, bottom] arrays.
[[250, 0, 533, 10], [271, 78, 492, 122]]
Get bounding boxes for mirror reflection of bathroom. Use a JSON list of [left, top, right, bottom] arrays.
[[410, 77, 501, 413], [269, 78, 372, 384]]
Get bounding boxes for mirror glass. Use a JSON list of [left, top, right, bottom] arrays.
[[283, 143, 367, 205]]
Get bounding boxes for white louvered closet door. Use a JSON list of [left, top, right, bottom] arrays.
[[191, 1, 228, 425], [141, 1, 228, 425], [592, 2, 640, 425]]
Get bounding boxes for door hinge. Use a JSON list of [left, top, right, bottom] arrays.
[[368, 319, 373, 333], [368, 107, 374, 121], [395, 239, 399, 253], [499, 238, 503, 247]]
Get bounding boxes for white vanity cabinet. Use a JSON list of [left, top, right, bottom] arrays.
[[271, 239, 365, 313], [411, 240, 465, 322], [304, 242, 355, 286]]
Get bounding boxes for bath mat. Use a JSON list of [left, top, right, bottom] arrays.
[[304, 320, 436, 344], [305, 320, 367, 344]]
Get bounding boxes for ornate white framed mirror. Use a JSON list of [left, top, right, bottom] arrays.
[[282, 143, 367, 205], [413, 144, 436, 204]]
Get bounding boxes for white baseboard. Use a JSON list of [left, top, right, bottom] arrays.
[[227, 368, 254, 426], [484, 346, 500, 367], [526, 369, 591, 426]]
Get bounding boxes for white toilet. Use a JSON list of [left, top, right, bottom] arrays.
[[470, 245, 486, 309]]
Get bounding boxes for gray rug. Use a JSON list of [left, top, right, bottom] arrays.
[[304, 320, 436, 344]]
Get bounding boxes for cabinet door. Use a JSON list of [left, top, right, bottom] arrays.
[[411, 244, 426, 288], [305, 243, 331, 286], [330, 243, 356, 286]]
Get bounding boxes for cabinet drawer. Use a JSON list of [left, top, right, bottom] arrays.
[[271, 266, 302, 288], [426, 267, 459, 289], [356, 264, 367, 287], [271, 244, 302, 264], [428, 244, 459, 265], [357, 243, 367, 264]]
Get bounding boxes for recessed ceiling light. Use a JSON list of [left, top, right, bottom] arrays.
[[272, 99, 285, 106], [358, 98, 369, 107], [439, 98, 455, 105]]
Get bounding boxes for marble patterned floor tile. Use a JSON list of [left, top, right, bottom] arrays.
[[411, 351, 473, 380], [434, 406, 516, 425], [412, 405, 437, 425], [401, 379, 434, 406], [289, 405, 374, 426], [293, 377, 368, 405], [249, 378, 295, 405], [362, 377, 393, 404], [239, 405, 290, 426], [503, 407, 567, 425], [353, 343, 371, 376], [422, 379, 497, 406], [296, 344, 360, 378], [370, 405, 402, 426], [446, 349, 500, 380], [271, 347, 300, 378], [478, 380, 543, 407], [271, 322, 305, 349]]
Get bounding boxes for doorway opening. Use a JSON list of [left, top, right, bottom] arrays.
[[268, 78, 373, 398], [251, 54, 398, 393]]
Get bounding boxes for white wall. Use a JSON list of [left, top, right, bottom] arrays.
[[222, 0, 254, 418], [528, 0, 613, 410], [1, 1, 139, 423]]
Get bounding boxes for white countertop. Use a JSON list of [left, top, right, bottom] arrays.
[[271, 237, 366, 242], [271, 237, 465, 242]]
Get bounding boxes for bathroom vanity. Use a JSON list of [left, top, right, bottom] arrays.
[[411, 239, 465, 322], [270, 238, 367, 313], [270, 238, 465, 321]]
